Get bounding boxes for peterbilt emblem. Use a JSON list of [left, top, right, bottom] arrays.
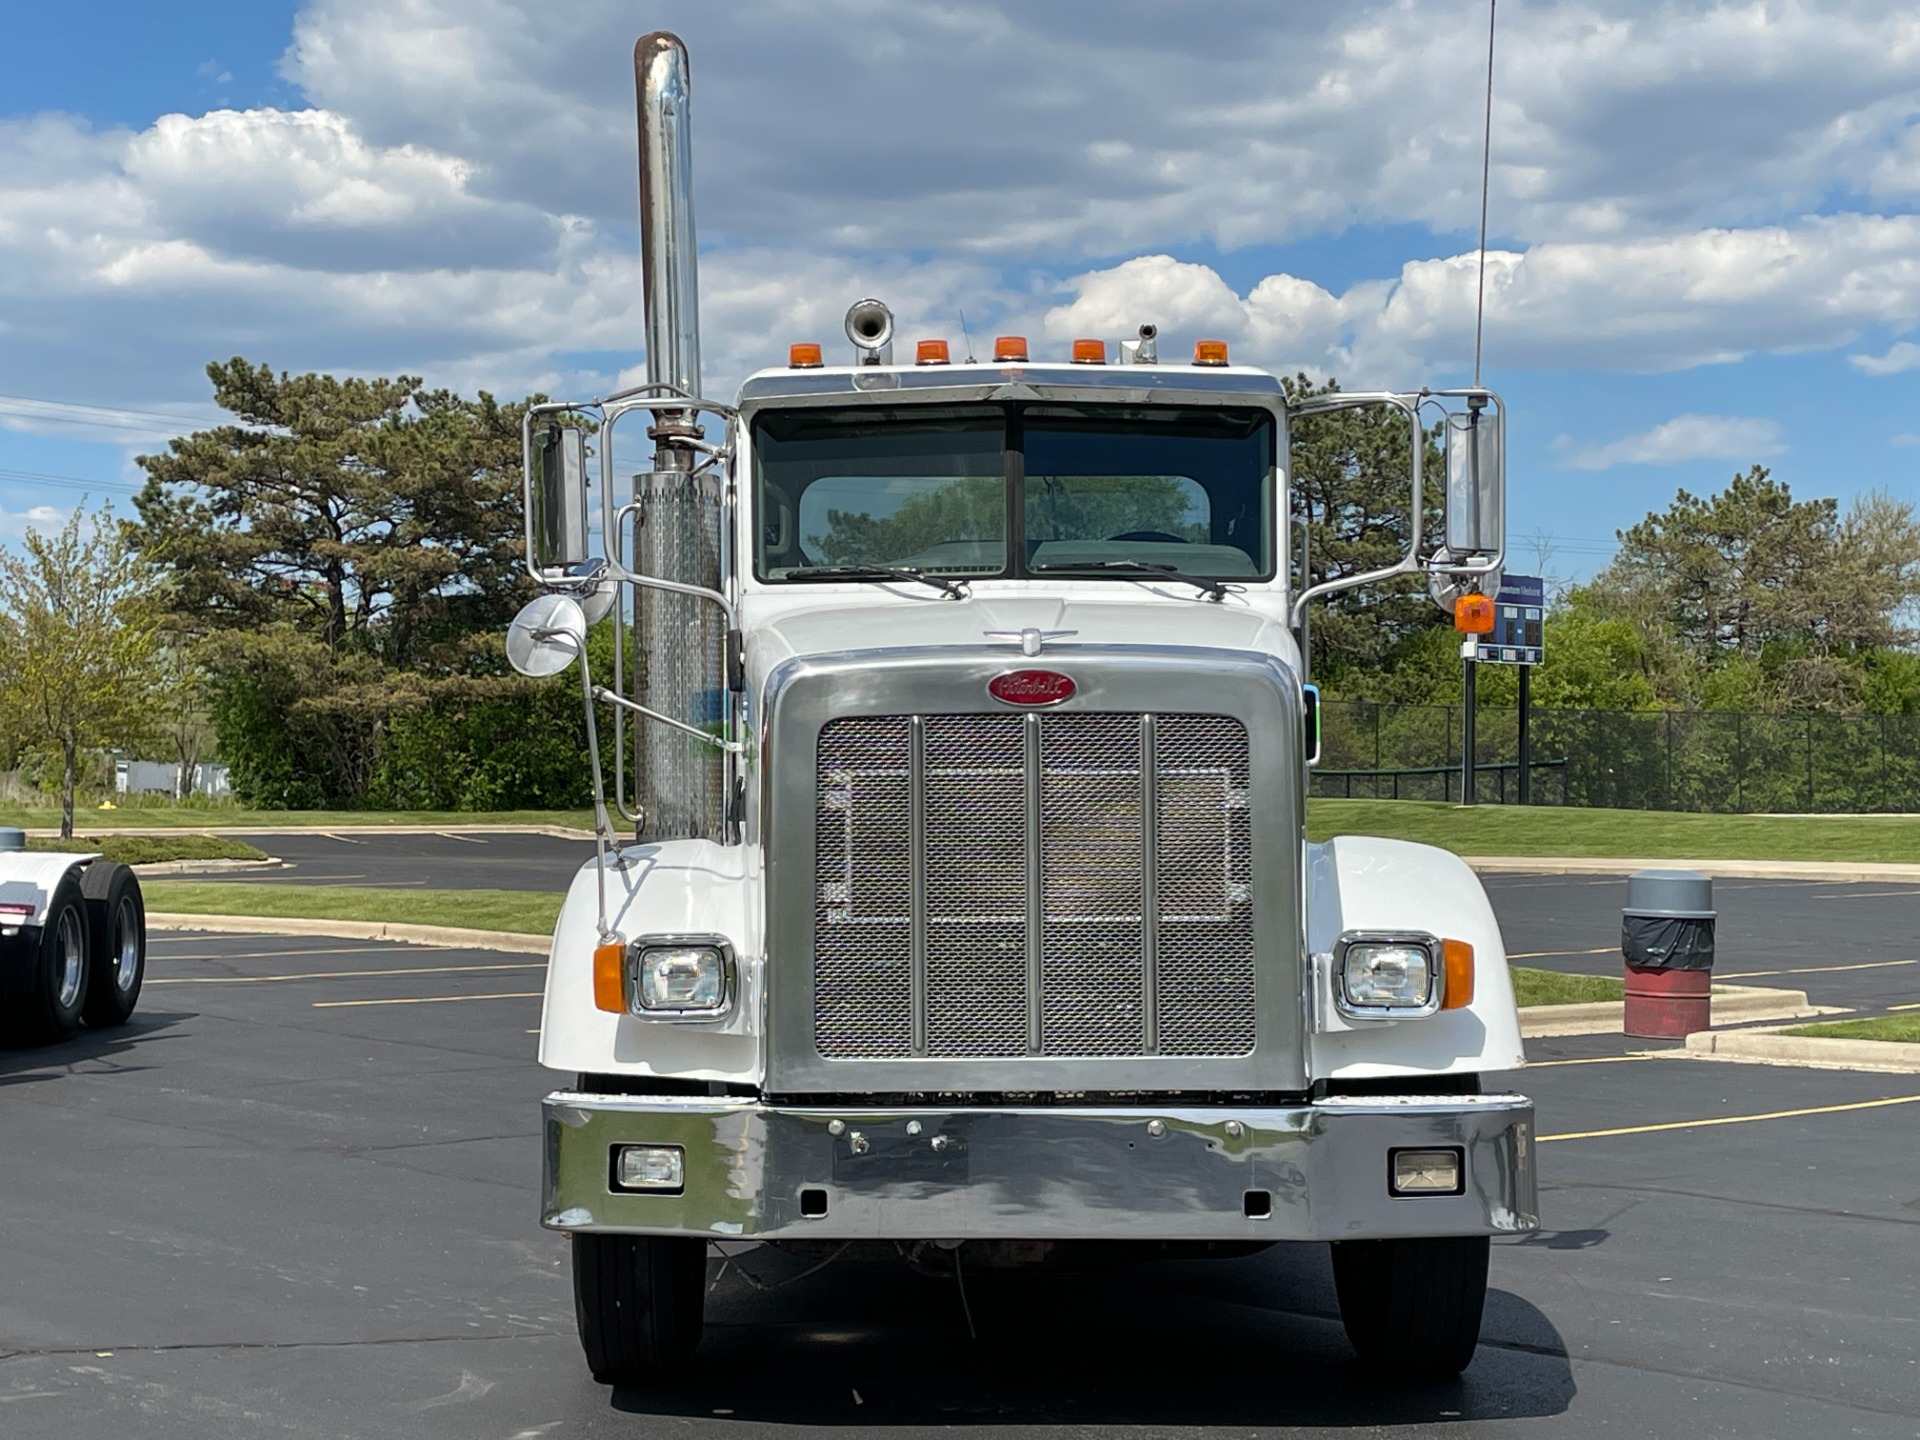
[[989, 670, 1076, 706]]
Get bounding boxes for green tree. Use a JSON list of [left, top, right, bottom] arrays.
[[0, 505, 167, 837], [1287, 376, 1449, 687]]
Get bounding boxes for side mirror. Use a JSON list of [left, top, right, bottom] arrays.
[[531, 424, 592, 574], [506, 594, 588, 677], [1444, 400, 1503, 559]]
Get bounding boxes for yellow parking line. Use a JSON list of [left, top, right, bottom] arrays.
[[312, 992, 542, 1009], [1539, 1093, 1920, 1143], [1508, 946, 1616, 961], [151, 962, 544, 986], [1719, 959, 1919, 978]]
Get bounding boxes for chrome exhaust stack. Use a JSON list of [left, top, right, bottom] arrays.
[[632, 31, 726, 842]]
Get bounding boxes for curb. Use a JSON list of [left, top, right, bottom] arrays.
[[1468, 855, 1920, 882], [131, 858, 288, 877], [1684, 1028, 1920, 1075], [146, 913, 551, 955], [1520, 983, 1833, 1038]]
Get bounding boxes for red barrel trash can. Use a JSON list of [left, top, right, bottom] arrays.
[[1622, 869, 1715, 1039]]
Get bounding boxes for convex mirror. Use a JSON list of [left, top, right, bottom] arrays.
[[506, 594, 588, 677]]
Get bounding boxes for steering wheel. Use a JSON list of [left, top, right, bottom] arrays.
[[1105, 530, 1189, 543]]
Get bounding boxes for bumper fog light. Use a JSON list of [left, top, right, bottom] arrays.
[[636, 944, 728, 1014], [1390, 1147, 1464, 1197], [614, 1144, 686, 1192], [1340, 940, 1437, 1011]]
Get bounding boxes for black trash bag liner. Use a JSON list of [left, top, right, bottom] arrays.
[[1622, 914, 1714, 970]]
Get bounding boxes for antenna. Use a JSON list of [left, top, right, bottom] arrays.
[[958, 308, 978, 364], [1472, 0, 1497, 387]]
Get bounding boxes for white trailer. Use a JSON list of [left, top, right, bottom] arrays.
[[0, 828, 148, 1042], [510, 32, 1535, 1385]]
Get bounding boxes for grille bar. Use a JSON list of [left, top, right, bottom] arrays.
[[815, 711, 1254, 1061]]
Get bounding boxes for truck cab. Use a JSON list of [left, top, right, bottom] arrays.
[[513, 31, 1535, 1387]]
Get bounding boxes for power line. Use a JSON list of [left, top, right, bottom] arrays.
[[0, 391, 229, 429]]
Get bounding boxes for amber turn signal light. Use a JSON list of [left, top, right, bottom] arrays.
[[788, 342, 823, 368], [1193, 339, 1230, 366], [993, 335, 1029, 362], [915, 338, 951, 365], [1441, 939, 1475, 1009], [1454, 593, 1496, 634], [593, 941, 627, 1014]]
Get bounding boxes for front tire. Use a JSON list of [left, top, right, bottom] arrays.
[[1331, 1234, 1490, 1378], [81, 863, 145, 1027], [572, 1234, 707, 1383], [8, 877, 90, 1043]]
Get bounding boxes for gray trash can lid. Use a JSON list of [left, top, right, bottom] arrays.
[[0, 826, 25, 853], [1624, 868, 1714, 920]]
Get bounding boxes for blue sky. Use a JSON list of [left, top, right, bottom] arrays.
[[6, 0, 1920, 589]]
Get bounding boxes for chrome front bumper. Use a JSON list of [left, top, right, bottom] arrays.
[[542, 1092, 1537, 1242]]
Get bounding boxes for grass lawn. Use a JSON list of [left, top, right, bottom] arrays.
[[29, 835, 269, 865], [2, 806, 595, 832], [1509, 966, 1624, 1007], [1781, 1015, 1920, 1043], [142, 882, 562, 936], [1310, 797, 1920, 863]]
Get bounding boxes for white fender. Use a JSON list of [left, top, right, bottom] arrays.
[[538, 840, 765, 1084], [0, 851, 99, 929], [1305, 836, 1525, 1080]]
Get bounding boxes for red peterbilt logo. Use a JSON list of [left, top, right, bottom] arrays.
[[988, 670, 1076, 706]]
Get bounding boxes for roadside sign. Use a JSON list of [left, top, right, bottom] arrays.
[[1474, 574, 1543, 666]]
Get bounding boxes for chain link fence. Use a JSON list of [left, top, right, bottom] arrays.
[[1312, 700, 1920, 812]]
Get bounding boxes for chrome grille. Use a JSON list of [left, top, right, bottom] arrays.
[[813, 711, 1255, 1060]]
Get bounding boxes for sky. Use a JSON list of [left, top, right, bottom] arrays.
[[6, 0, 1920, 585]]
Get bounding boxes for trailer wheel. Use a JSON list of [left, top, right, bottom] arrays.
[[80, 863, 145, 1028], [572, 1234, 706, 1383], [1331, 1234, 1489, 1378], [7, 876, 90, 1043]]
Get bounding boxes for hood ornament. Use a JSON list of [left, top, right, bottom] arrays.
[[983, 627, 1077, 657]]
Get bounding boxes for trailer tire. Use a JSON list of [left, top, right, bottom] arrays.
[[1330, 1234, 1489, 1378], [572, 1234, 706, 1383], [6, 876, 90, 1044], [80, 863, 145, 1028]]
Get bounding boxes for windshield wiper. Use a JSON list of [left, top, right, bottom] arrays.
[[782, 564, 970, 599], [1031, 559, 1234, 602]]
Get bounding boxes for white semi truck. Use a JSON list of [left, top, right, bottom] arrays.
[[0, 828, 148, 1042], [511, 32, 1536, 1385]]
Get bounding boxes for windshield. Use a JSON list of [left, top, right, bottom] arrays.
[[753, 403, 1274, 581]]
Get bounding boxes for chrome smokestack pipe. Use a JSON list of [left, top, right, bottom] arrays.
[[633, 31, 723, 842], [636, 32, 702, 407]]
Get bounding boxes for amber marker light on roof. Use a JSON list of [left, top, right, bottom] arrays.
[[788, 342, 823, 368], [1193, 339, 1230, 366], [915, 339, 951, 365], [993, 335, 1029, 362], [1071, 338, 1107, 364]]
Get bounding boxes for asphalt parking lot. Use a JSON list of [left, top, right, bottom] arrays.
[[3, 881, 1919, 1437], [219, 829, 597, 891]]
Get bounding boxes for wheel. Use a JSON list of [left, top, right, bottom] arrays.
[[80, 862, 145, 1027], [7, 876, 90, 1043], [572, 1234, 707, 1383], [1331, 1234, 1490, 1378]]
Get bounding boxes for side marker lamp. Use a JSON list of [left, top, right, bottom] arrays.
[[592, 941, 626, 1013], [1390, 1147, 1464, 1197], [1441, 938, 1475, 1009], [1454, 593, 1495, 634]]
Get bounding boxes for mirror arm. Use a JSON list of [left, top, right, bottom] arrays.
[[532, 625, 621, 943], [593, 687, 748, 755]]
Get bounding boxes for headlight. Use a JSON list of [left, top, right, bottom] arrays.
[[1337, 935, 1439, 1016], [619, 937, 735, 1019]]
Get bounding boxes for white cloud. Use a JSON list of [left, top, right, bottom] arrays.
[[1551, 415, 1784, 472], [0, 503, 64, 539], [1852, 340, 1920, 374], [1892, 432, 1920, 446]]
